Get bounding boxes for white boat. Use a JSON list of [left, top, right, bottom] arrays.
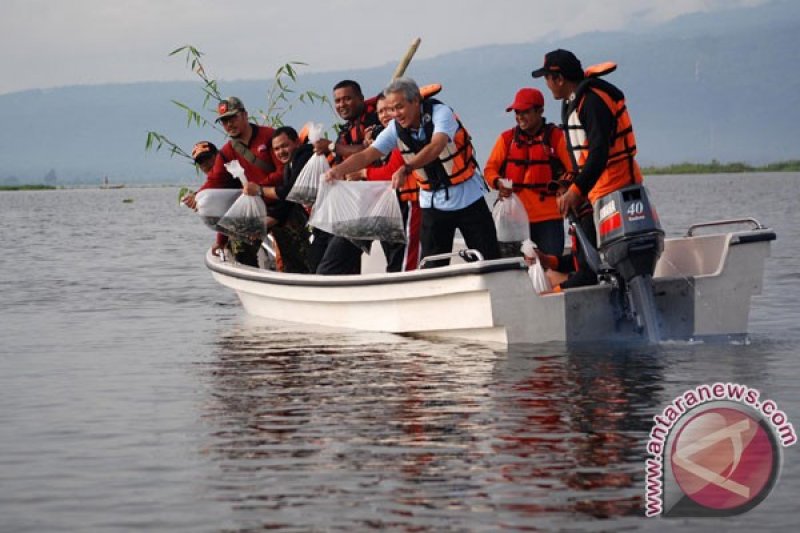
[[205, 217, 775, 346]]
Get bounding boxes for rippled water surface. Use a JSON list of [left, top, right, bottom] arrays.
[[1, 174, 799, 531]]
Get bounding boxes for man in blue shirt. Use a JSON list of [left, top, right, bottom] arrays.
[[327, 77, 499, 267]]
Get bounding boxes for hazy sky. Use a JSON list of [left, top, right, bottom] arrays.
[[0, 0, 765, 95]]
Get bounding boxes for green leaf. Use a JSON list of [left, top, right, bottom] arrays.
[[178, 186, 192, 205], [169, 45, 188, 56]]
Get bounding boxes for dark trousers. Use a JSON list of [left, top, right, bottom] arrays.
[[308, 228, 332, 273], [530, 219, 566, 256], [380, 241, 404, 272], [420, 198, 500, 268], [498, 219, 567, 258], [379, 200, 412, 273], [232, 240, 262, 268], [232, 204, 311, 272], [315, 236, 366, 275], [317, 201, 417, 275], [500, 219, 564, 257], [270, 204, 312, 273], [560, 212, 599, 289]]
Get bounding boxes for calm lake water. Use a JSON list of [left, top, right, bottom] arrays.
[[1, 173, 799, 532]]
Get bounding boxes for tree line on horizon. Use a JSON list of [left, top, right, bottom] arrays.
[[3, 158, 800, 189], [641, 159, 800, 175]]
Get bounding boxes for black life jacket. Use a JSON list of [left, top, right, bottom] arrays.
[[394, 98, 478, 194]]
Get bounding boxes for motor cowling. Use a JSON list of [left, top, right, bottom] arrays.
[[593, 184, 664, 282]]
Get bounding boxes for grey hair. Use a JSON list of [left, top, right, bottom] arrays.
[[383, 77, 421, 103]]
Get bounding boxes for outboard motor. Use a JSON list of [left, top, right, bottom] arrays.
[[593, 184, 664, 343]]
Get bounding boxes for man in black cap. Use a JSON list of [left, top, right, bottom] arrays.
[[527, 49, 644, 291], [532, 49, 643, 217], [190, 141, 218, 175]]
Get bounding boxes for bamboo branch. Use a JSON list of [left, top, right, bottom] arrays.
[[391, 38, 421, 80]]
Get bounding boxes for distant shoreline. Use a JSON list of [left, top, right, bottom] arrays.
[[2, 160, 799, 190], [0, 184, 57, 191], [641, 159, 800, 175]]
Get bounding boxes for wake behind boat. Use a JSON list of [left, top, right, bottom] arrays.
[[205, 217, 775, 345]]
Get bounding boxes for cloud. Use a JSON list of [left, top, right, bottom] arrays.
[[0, 0, 770, 95]]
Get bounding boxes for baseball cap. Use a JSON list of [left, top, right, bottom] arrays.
[[191, 141, 218, 163], [531, 49, 584, 80], [506, 88, 544, 112], [215, 96, 245, 122]]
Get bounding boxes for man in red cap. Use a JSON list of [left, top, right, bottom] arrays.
[[483, 87, 573, 256]]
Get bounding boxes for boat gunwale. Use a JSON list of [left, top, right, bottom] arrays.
[[729, 229, 776, 245], [206, 252, 528, 287], [205, 226, 775, 288]]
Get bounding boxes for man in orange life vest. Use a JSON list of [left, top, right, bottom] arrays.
[[532, 49, 643, 219], [484, 87, 572, 256], [325, 77, 500, 267], [530, 49, 643, 291]]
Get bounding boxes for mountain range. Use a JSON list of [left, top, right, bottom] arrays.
[[1, 0, 798, 185]]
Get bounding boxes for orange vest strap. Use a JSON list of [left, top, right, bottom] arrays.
[[297, 123, 310, 145], [420, 83, 442, 99], [585, 62, 617, 78]]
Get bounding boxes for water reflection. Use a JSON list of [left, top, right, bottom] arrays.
[[198, 324, 672, 530], [488, 346, 664, 523]]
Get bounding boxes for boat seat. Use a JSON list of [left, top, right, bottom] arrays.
[[655, 233, 727, 278]]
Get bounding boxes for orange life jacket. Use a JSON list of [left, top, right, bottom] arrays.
[[499, 123, 566, 198], [395, 98, 478, 193], [371, 150, 419, 202], [396, 172, 419, 202], [564, 65, 642, 204]]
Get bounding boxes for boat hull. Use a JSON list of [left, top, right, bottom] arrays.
[[206, 226, 775, 345]]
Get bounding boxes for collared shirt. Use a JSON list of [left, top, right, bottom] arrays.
[[198, 124, 283, 193], [372, 102, 485, 210]]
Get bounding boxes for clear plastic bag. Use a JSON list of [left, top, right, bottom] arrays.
[[195, 189, 241, 232], [528, 260, 552, 294], [217, 161, 269, 242], [309, 179, 405, 243], [306, 121, 324, 144], [492, 179, 529, 242], [521, 239, 551, 294], [286, 123, 329, 207]]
